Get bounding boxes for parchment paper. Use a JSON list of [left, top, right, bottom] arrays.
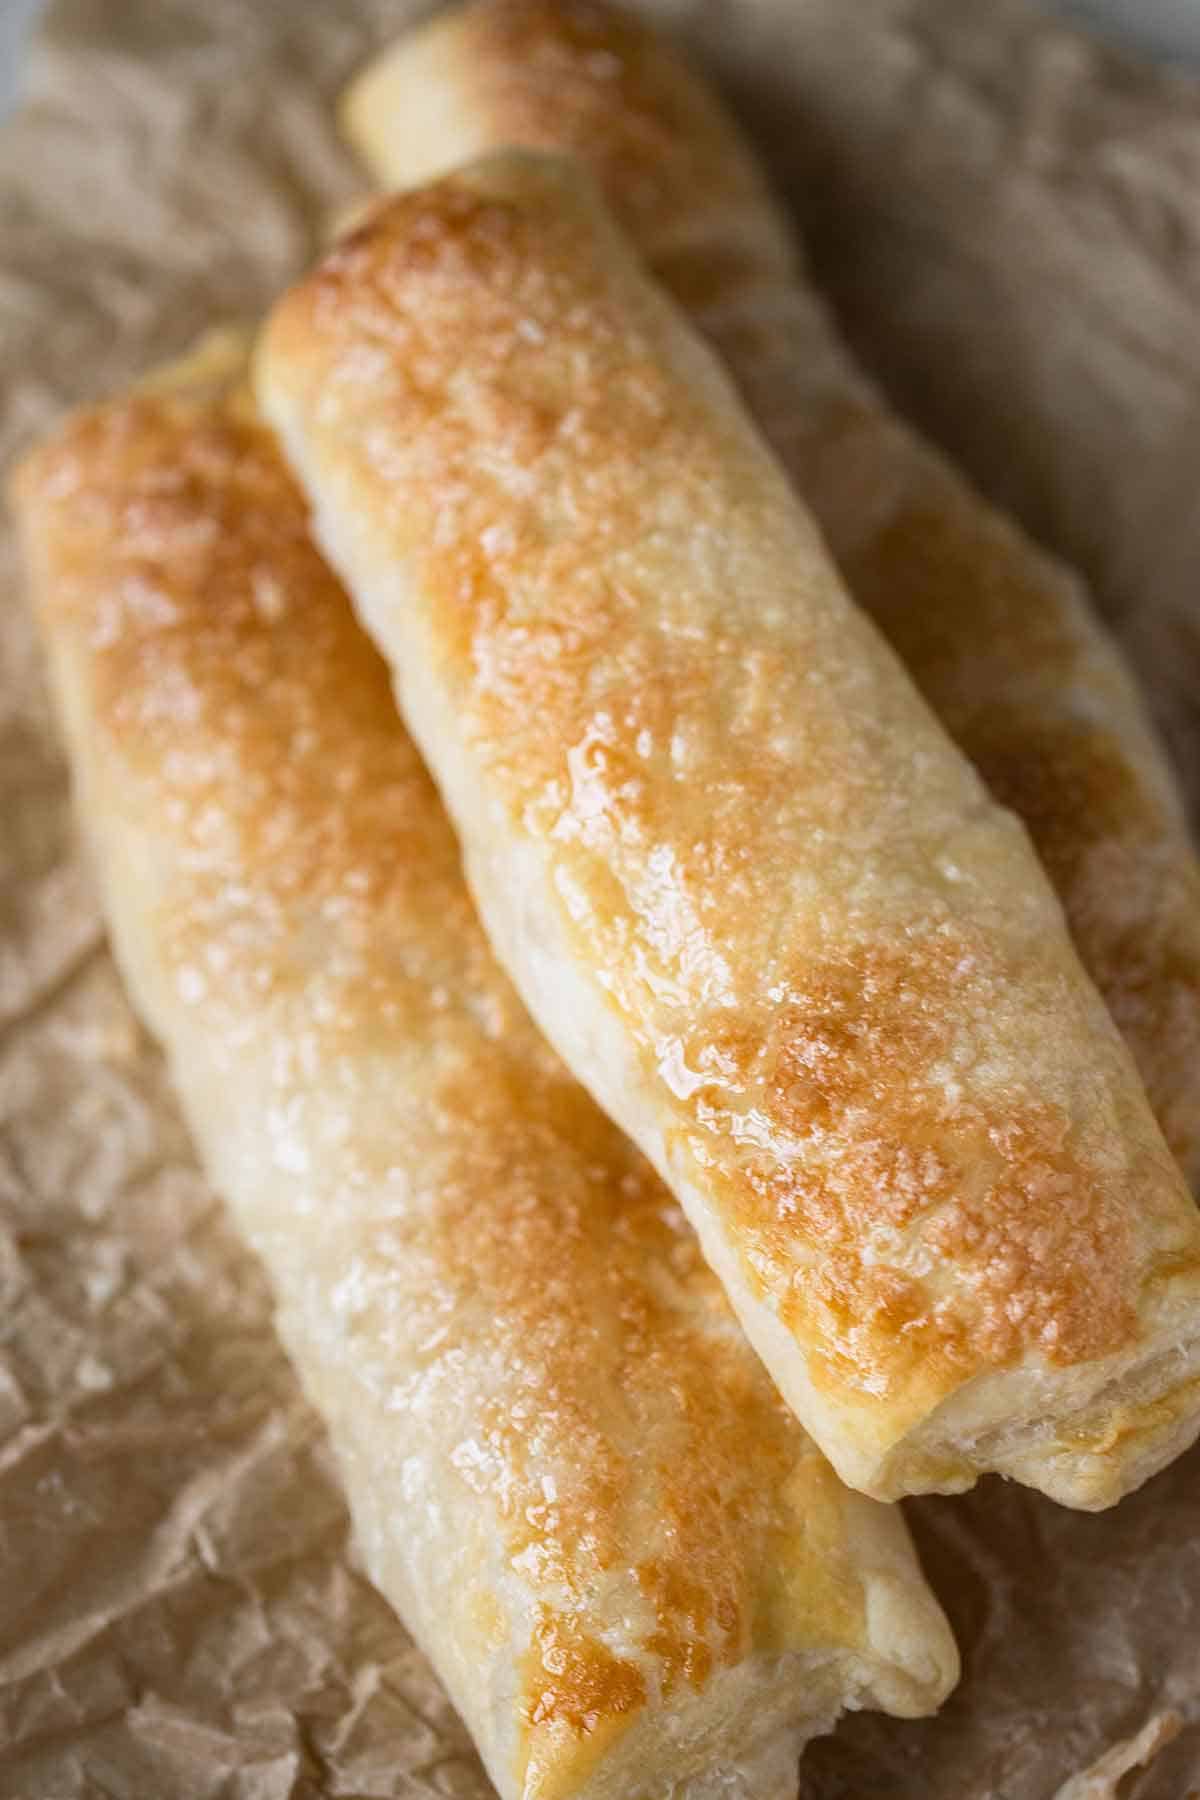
[[2, 3, 1199, 1797]]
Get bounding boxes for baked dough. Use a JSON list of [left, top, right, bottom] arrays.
[[10, 332, 958, 1800], [340, 0, 1200, 1191], [256, 153, 1200, 1507]]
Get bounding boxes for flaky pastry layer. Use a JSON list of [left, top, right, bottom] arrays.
[[341, 0, 1200, 1191]]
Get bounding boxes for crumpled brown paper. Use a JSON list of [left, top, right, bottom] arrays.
[[693, 0, 1200, 824], [2, 2, 1199, 1797]]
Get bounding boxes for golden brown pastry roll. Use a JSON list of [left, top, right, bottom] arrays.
[[10, 332, 959, 1800], [256, 153, 1200, 1509], [340, 0, 1200, 1190]]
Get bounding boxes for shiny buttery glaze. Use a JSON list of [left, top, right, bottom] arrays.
[[342, 0, 1200, 1186], [11, 341, 956, 1800], [257, 158, 1200, 1493]]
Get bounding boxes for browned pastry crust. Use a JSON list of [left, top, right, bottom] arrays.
[[256, 153, 1200, 1507], [9, 333, 958, 1800], [339, 0, 1200, 1187]]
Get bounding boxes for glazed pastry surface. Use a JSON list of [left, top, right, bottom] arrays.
[[256, 155, 1200, 1507]]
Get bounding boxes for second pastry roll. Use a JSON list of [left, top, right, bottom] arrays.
[[11, 332, 957, 1800]]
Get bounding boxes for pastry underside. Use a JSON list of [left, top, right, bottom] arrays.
[[255, 152, 1200, 1508], [9, 332, 958, 1800], [339, 0, 1200, 1194]]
